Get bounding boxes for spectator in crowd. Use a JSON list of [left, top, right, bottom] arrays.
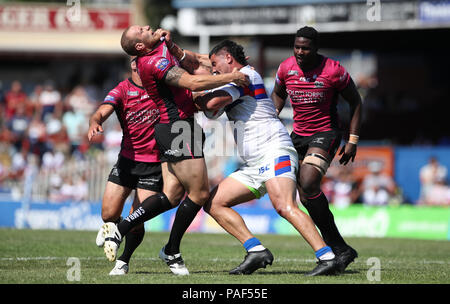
[[103, 121, 122, 164], [28, 84, 43, 117], [62, 104, 87, 155], [359, 161, 397, 206], [7, 103, 31, 151], [9, 147, 29, 182], [27, 113, 48, 157], [39, 81, 62, 121], [72, 173, 89, 201], [419, 156, 449, 205], [0, 160, 7, 186], [45, 111, 70, 155], [4, 80, 29, 120], [41, 148, 65, 172], [64, 85, 95, 117], [331, 167, 358, 209], [59, 174, 88, 202]]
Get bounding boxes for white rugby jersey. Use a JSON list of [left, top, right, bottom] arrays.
[[213, 65, 293, 164]]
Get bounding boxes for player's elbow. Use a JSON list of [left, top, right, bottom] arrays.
[[205, 98, 225, 111]]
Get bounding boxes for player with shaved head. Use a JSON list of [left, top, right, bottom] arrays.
[[100, 25, 249, 275]]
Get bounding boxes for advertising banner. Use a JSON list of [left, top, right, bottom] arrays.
[[1, 201, 448, 240], [272, 205, 449, 240]]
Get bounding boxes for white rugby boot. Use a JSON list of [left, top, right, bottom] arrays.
[[159, 246, 189, 276], [109, 260, 129, 275], [95, 224, 106, 247], [102, 222, 122, 262]]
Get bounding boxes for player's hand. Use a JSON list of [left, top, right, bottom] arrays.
[[338, 143, 357, 165], [87, 124, 103, 142], [152, 28, 171, 46], [158, 29, 172, 46], [231, 68, 250, 87]]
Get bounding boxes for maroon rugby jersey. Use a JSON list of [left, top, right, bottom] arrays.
[[136, 40, 196, 123], [276, 55, 351, 136], [102, 78, 160, 163]]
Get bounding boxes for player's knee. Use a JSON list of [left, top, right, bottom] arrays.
[[299, 170, 322, 197], [273, 203, 295, 219], [101, 210, 120, 223], [204, 197, 229, 217], [203, 199, 213, 215], [299, 181, 321, 197], [191, 189, 211, 205], [166, 192, 184, 207]]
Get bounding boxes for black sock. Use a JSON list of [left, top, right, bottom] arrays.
[[117, 193, 172, 237], [302, 191, 348, 251], [118, 226, 145, 264], [165, 196, 202, 255]]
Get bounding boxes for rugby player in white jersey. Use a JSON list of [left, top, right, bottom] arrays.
[[197, 40, 338, 276]]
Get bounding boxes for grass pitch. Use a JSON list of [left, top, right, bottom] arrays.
[[0, 228, 449, 285]]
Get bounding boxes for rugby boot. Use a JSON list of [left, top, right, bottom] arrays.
[[159, 246, 189, 276], [335, 246, 358, 273], [305, 258, 338, 276], [109, 260, 129, 276], [229, 248, 274, 275], [102, 222, 122, 262]]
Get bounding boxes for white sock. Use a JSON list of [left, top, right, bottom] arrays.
[[318, 251, 335, 261], [248, 245, 266, 252]]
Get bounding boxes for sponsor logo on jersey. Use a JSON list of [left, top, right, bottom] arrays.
[[164, 149, 182, 156], [311, 137, 325, 144], [104, 95, 115, 102], [126, 108, 160, 125], [138, 177, 160, 186], [156, 58, 170, 71], [111, 167, 119, 176], [288, 70, 299, 76], [314, 81, 324, 88], [127, 91, 139, 96]]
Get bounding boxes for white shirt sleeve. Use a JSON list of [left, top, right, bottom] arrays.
[[211, 83, 242, 102]]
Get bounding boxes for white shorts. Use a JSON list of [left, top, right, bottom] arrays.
[[229, 146, 298, 198]]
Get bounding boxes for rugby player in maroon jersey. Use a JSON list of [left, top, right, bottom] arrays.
[[272, 26, 362, 273], [99, 25, 249, 275]]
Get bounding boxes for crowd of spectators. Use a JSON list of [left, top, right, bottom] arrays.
[[0, 79, 449, 206], [0, 80, 102, 202], [323, 161, 404, 209]]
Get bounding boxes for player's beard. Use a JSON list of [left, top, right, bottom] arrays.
[[144, 32, 162, 50]]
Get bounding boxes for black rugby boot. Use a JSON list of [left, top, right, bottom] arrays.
[[229, 249, 274, 275], [335, 246, 358, 273], [305, 258, 338, 276]]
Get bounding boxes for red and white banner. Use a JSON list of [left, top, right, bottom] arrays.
[[0, 5, 131, 31]]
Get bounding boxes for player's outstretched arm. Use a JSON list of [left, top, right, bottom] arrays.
[[271, 81, 288, 116], [88, 104, 114, 141], [164, 66, 249, 92], [337, 77, 362, 165]]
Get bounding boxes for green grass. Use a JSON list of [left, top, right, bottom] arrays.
[[0, 228, 449, 284]]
